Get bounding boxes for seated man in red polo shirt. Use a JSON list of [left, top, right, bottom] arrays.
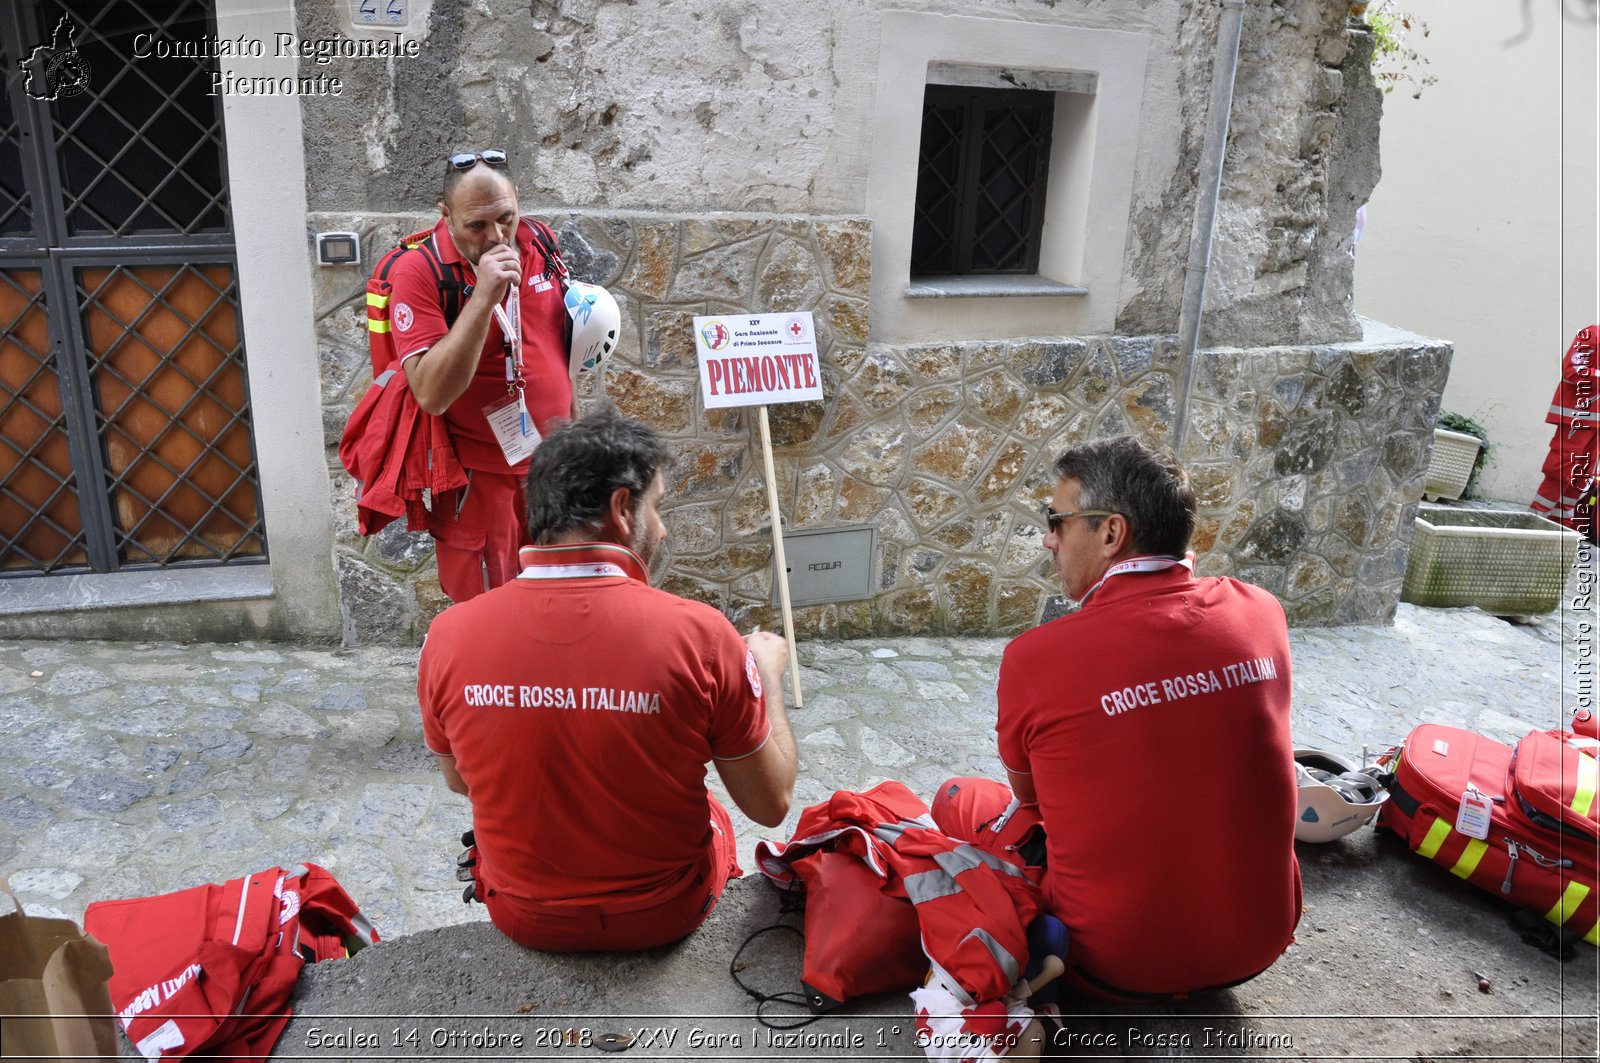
[[945, 434, 1300, 1000], [418, 408, 796, 951]]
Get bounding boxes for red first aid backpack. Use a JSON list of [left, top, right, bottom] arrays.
[[362, 229, 464, 376], [1376, 724, 1599, 948], [337, 230, 462, 492]]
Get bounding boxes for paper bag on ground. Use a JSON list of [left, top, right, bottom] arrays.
[[0, 879, 117, 1063]]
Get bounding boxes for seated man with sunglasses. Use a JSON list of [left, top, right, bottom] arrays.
[[385, 149, 577, 602], [938, 435, 1300, 1004]]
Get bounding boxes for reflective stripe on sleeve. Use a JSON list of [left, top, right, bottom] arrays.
[[872, 816, 939, 845], [959, 928, 1021, 984], [935, 845, 1032, 881], [873, 823, 907, 845], [933, 847, 985, 877], [904, 868, 962, 905]]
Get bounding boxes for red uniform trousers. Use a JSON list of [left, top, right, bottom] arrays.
[[479, 794, 741, 952], [430, 470, 528, 603]]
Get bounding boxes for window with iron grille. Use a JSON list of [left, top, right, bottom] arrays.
[[0, 1, 266, 578], [912, 86, 1054, 277]]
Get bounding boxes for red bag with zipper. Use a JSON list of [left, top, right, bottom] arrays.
[[83, 864, 377, 1061], [1376, 724, 1598, 947]]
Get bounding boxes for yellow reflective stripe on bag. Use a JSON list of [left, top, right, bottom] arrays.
[[1417, 818, 1452, 860], [1449, 839, 1487, 879], [367, 292, 389, 309], [1416, 818, 1484, 881], [1544, 881, 1590, 926], [1572, 755, 1598, 819], [368, 318, 391, 333]]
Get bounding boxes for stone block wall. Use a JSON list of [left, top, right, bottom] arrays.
[[297, 1, 1374, 350], [314, 207, 1448, 643], [314, 210, 872, 643], [1177, 331, 1451, 623]]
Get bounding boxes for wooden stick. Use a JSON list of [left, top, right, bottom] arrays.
[[757, 405, 803, 708], [1025, 955, 1065, 996]]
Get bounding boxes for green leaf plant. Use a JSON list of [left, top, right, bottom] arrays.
[[1355, 1, 1438, 98]]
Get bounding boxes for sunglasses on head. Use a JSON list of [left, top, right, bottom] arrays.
[[447, 149, 508, 171]]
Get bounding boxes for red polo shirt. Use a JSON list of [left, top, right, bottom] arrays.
[[997, 565, 1301, 997], [419, 543, 771, 907], [390, 217, 570, 472]]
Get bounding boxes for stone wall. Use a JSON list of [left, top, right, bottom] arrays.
[[314, 210, 872, 643], [1177, 323, 1450, 623], [297, 0, 1371, 348], [300, 1, 1440, 645], [1116, 3, 1376, 345], [315, 208, 1448, 643]]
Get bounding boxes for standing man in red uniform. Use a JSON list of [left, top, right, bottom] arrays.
[[947, 435, 1300, 1000], [418, 409, 797, 951], [389, 150, 577, 601], [1530, 325, 1598, 543]]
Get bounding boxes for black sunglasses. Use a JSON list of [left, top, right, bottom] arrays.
[[447, 149, 508, 171], [1042, 504, 1115, 531]]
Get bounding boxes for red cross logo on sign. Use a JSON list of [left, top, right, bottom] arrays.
[[787, 319, 804, 338]]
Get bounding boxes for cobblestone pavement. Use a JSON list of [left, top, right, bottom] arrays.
[[0, 599, 1590, 943]]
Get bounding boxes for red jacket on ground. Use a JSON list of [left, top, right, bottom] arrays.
[[84, 864, 376, 1061], [757, 781, 1042, 1005]]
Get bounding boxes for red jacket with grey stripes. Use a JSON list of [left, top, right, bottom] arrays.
[[756, 781, 1041, 1005]]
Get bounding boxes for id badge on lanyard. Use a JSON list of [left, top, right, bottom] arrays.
[[485, 288, 538, 464]]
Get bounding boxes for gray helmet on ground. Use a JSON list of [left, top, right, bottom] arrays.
[[564, 280, 619, 375], [1293, 747, 1388, 843]]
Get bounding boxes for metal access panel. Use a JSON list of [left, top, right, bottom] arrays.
[[774, 524, 877, 607]]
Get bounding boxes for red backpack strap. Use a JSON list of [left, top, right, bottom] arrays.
[[524, 218, 573, 354]]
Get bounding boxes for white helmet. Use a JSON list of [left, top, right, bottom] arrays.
[[1293, 748, 1388, 843], [564, 280, 619, 375]]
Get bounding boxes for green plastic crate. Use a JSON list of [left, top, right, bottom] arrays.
[[1402, 504, 1580, 615]]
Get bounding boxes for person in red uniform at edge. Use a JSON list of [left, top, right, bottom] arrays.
[[391, 149, 578, 602], [937, 435, 1301, 1002], [418, 408, 797, 951], [1530, 325, 1598, 544]]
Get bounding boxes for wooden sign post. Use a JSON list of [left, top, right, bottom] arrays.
[[693, 312, 824, 708]]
